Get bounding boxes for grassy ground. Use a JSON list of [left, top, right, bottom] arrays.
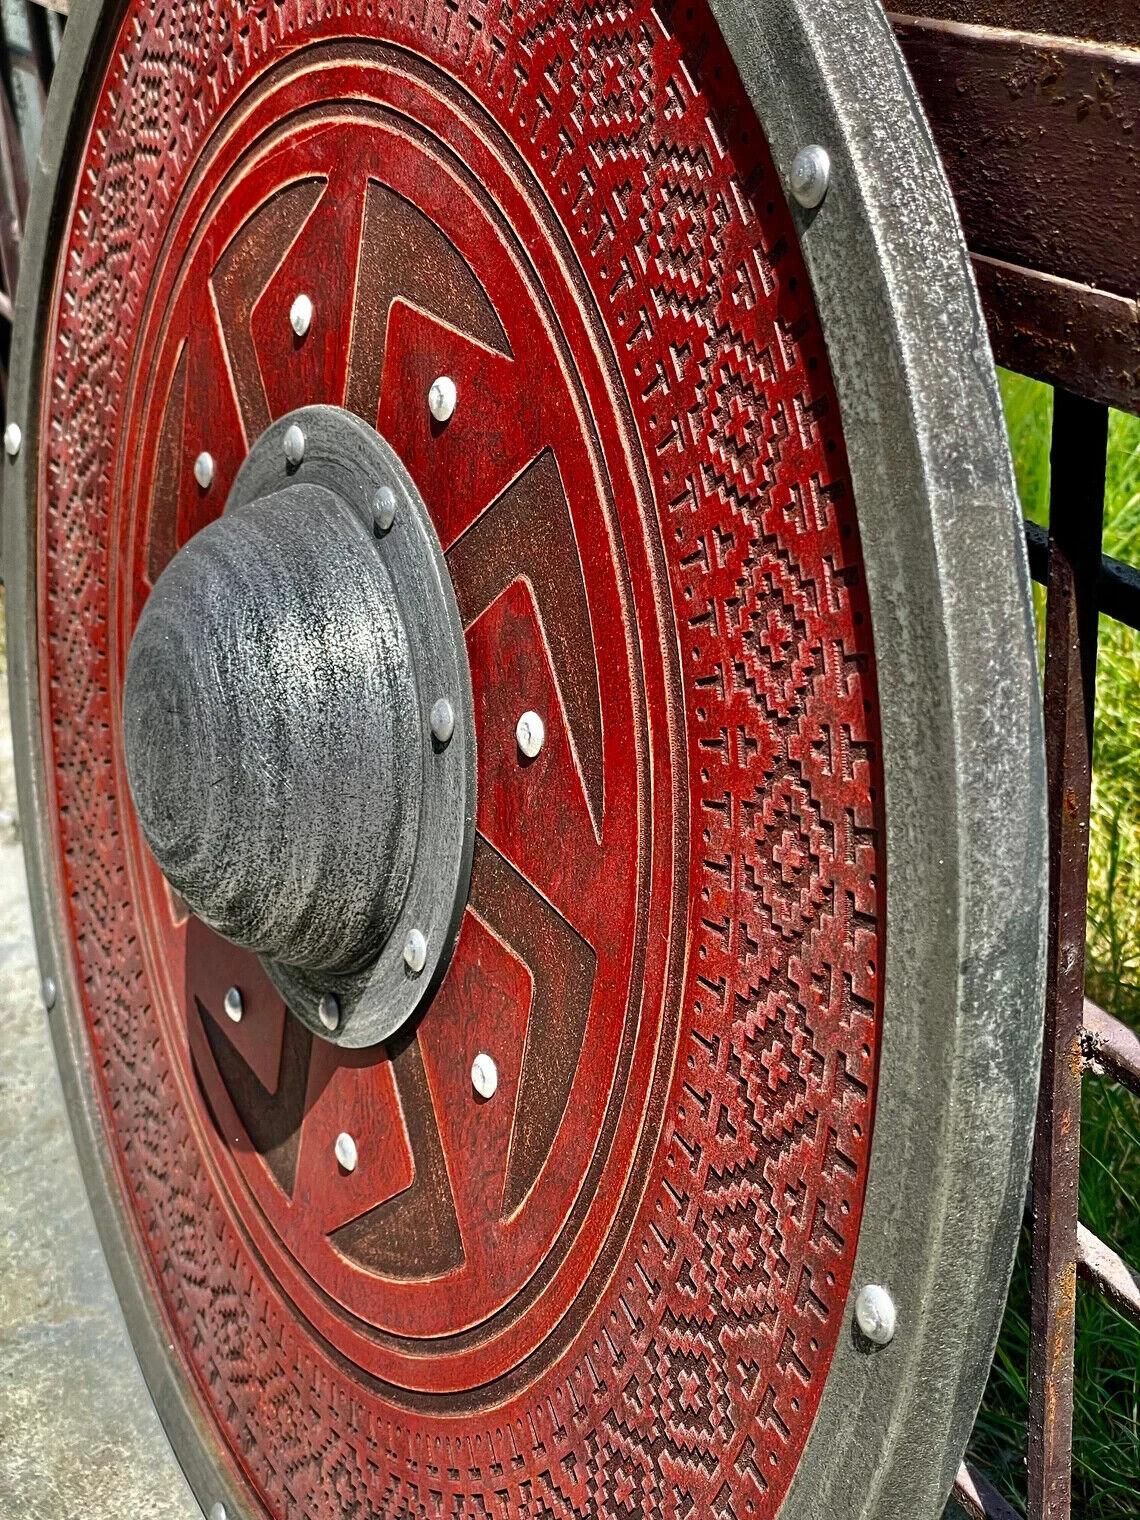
[[965, 375, 1140, 1516]]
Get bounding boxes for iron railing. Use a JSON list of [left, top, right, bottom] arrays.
[[896, 5, 1139, 1516]]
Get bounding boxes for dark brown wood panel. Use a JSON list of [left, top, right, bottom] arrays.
[[893, 16, 1139, 297], [973, 253, 1139, 408], [897, 2, 1137, 47]]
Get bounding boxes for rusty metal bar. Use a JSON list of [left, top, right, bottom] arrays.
[[1076, 1223, 1140, 1330], [1082, 997, 1140, 1097], [1024, 520, 1140, 631], [953, 1460, 1028, 1520], [1026, 390, 1108, 1520]]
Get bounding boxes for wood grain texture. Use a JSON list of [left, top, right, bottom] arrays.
[[895, 1, 1137, 47], [972, 253, 1139, 408], [893, 16, 1139, 297]]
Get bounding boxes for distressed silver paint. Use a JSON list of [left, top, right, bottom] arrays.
[[430, 697, 455, 745], [855, 1284, 898, 1347], [704, 2, 1046, 1517], [372, 484, 397, 533], [471, 1051, 498, 1100], [288, 293, 313, 338], [193, 451, 214, 490], [789, 143, 830, 207], [333, 1132, 358, 1172], [516, 710, 544, 759], [427, 374, 457, 422]]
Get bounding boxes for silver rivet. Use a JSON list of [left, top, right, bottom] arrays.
[[283, 423, 306, 466], [430, 698, 455, 745], [193, 451, 215, 489], [41, 977, 57, 1011], [427, 375, 457, 423], [471, 1052, 498, 1100], [317, 992, 340, 1032], [854, 1283, 897, 1346], [209, 1506, 227, 1520], [289, 292, 313, 338], [4, 422, 21, 457], [223, 986, 243, 1024], [334, 1132, 358, 1172], [372, 485, 397, 533], [403, 928, 427, 975], [516, 710, 545, 759], [789, 145, 830, 209]]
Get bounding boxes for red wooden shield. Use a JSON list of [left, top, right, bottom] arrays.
[[10, 0, 1043, 1516]]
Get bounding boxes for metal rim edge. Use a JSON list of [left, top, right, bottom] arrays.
[[704, 1, 1046, 1516], [2, 3, 1046, 1519], [4, 1, 255, 1515]]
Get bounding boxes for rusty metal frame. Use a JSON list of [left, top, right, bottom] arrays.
[[951, 396, 1140, 1520]]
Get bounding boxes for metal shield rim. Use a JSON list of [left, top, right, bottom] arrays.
[[3, 0, 258, 1514], [3, 4, 1046, 1520], [704, 2, 1046, 1517]]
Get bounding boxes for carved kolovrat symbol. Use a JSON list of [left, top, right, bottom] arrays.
[[29, 3, 886, 1516]]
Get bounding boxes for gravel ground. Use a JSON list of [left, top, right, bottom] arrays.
[[0, 672, 199, 1519]]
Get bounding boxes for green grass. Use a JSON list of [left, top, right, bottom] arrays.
[[965, 373, 1140, 1517]]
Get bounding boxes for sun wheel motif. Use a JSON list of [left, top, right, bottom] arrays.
[[38, 6, 885, 1516]]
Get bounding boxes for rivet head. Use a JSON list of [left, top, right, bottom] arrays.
[[854, 1283, 897, 1346], [403, 928, 428, 975], [372, 485, 397, 534], [430, 698, 455, 746], [789, 144, 830, 209], [223, 986, 243, 1024], [4, 422, 21, 457], [317, 992, 340, 1032], [283, 422, 306, 466], [334, 1132, 358, 1172], [193, 450, 215, 489], [427, 375, 457, 423], [516, 710, 545, 759], [41, 976, 57, 1011], [289, 292, 313, 338], [209, 1505, 227, 1520], [471, 1051, 499, 1100]]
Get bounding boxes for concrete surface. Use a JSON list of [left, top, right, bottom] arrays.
[[0, 670, 200, 1520]]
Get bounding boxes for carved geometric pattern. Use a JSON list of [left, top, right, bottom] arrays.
[[37, 1, 885, 1517]]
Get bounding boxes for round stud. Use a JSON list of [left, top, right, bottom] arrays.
[[427, 375, 457, 423], [209, 1506, 227, 1520], [283, 422, 306, 466], [430, 697, 455, 746], [403, 928, 428, 975], [193, 450, 215, 489], [334, 1132, 358, 1172], [372, 485, 397, 534], [854, 1283, 897, 1346], [289, 292, 313, 338], [789, 144, 831, 210], [317, 992, 340, 1032], [223, 986, 243, 1024], [4, 422, 21, 458], [41, 977, 57, 1011], [471, 1051, 499, 1100], [516, 709, 545, 759]]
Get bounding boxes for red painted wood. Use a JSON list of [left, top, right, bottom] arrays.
[[37, 2, 885, 1514]]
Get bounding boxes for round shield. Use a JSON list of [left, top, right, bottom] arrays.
[[3, 1, 1044, 1518]]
